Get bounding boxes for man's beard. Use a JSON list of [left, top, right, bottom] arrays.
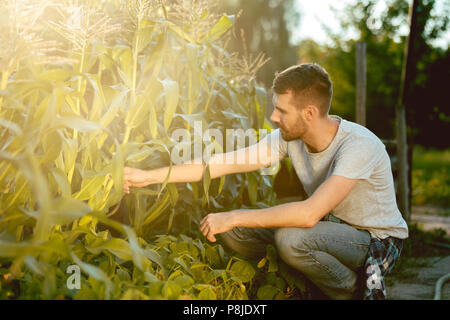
[[280, 128, 297, 141], [279, 122, 306, 141]]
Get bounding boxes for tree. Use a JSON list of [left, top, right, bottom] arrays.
[[297, 0, 449, 148]]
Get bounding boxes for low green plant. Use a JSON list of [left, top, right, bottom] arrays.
[[0, 230, 260, 300]]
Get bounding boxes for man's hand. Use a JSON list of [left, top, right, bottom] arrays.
[[123, 167, 151, 194], [200, 211, 236, 242]]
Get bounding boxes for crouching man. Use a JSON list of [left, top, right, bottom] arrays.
[[123, 63, 408, 299]]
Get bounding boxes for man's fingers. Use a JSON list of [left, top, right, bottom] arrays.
[[203, 227, 216, 242], [200, 214, 210, 228], [200, 223, 217, 243], [200, 221, 212, 239], [123, 180, 133, 190], [208, 233, 216, 242], [200, 221, 208, 235], [123, 181, 130, 194], [200, 214, 217, 242], [123, 167, 133, 182]]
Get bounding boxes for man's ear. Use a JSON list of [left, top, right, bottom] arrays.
[[303, 105, 318, 121]]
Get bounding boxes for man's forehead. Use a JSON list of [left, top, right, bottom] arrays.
[[272, 92, 292, 105]]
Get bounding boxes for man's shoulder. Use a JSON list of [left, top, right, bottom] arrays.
[[338, 118, 384, 149], [332, 119, 387, 165]]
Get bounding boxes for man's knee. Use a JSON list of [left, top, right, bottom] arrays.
[[219, 227, 269, 260], [219, 228, 248, 253], [274, 227, 311, 264]]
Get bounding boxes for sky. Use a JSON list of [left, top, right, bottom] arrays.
[[291, 0, 450, 49]]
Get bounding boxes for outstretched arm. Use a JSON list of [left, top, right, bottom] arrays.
[[123, 134, 283, 193]]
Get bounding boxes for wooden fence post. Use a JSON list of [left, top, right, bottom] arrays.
[[396, 0, 419, 223], [356, 42, 367, 127]]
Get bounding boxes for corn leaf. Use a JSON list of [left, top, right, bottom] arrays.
[[48, 197, 91, 225], [160, 78, 179, 131], [74, 175, 108, 201]]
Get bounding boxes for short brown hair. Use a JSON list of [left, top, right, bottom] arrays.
[[272, 63, 333, 116]]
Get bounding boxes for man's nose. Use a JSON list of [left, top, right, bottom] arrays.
[[270, 110, 279, 125]]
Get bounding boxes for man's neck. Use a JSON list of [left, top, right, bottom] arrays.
[[304, 116, 340, 153]]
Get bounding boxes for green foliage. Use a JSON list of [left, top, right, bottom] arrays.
[[0, 0, 281, 300], [245, 244, 314, 300], [412, 146, 450, 207], [412, 169, 450, 207], [0, 232, 258, 300]]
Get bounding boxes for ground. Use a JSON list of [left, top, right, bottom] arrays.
[[410, 206, 450, 234], [386, 206, 450, 300], [387, 255, 450, 300]]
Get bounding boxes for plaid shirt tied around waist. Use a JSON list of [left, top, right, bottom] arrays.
[[362, 236, 404, 300]]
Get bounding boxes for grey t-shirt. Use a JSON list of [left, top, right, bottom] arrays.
[[264, 115, 408, 240]]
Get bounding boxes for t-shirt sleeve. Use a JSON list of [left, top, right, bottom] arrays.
[[332, 137, 384, 180], [259, 128, 288, 163]]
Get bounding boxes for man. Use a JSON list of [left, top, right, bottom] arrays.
[[122, 63, 408, 299]]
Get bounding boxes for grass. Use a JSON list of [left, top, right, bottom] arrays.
[[412, 145, 450, 208], [413, 145, 450, 171]]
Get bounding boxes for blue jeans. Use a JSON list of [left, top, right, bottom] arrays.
[[219, 221, 371, 299]]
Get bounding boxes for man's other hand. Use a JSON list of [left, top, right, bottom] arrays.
[[200, 211, 236, 242], [122, 167, 150, 194]]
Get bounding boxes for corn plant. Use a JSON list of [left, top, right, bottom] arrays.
[[0, 0, 287, 300]]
